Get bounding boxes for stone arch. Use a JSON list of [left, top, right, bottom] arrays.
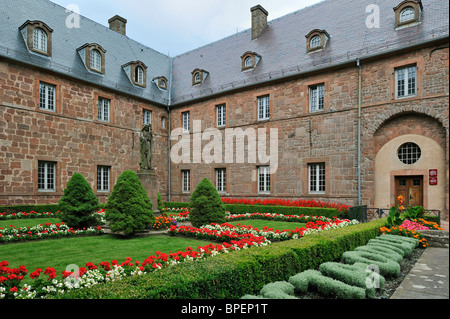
[[371, 111, 447, 216], [368, 105, 448, 137]]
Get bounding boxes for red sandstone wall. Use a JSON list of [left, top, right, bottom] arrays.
[[0, 61, 169, 206]]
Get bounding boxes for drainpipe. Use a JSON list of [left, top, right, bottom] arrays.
[[167, 58, 173, 202], [357, 58, 362, 206]]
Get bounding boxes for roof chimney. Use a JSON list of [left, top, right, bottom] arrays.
[[108, 15, 127, 36], [251, 5, 268, 40]]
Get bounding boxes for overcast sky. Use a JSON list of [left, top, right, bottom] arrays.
[[49, 0, 323, 56]]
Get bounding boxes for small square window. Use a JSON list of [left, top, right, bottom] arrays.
[[38, 161, 56, 192], [98, 97, 110, 122], [97, 166, 110, 192], [216, 168, 227, 193], [182, 170, 191, 193], [216, 104, 226, 127], [39, 82, 56, 111], [143, 109, 152, 126], [309, 84, 325, 112], [309, 163, 325, 194], [258, 166, 271, 194], [395, 65, 417, 99], [182, 111, 190, 132], [257, 95, 270, 121]]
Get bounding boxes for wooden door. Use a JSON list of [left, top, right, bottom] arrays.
[[395, 176, 424, 207]]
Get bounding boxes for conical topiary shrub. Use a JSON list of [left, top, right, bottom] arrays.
[[189, 178, 226, 228], [105, 170, 154, 235], [58, 173, 101, 229]]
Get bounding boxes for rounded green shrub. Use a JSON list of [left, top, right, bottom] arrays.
[[189, 178, 226, 227], [105, 170, 154, 235], [58, 173, 100, 229]]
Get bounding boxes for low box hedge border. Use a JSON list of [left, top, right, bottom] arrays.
[[54, 218, 387, 299]]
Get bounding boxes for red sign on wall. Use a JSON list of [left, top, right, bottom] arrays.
[[429, 169, 438, 185]]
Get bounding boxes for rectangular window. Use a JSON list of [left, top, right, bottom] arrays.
[[39, 82, 55, 111], [97, 166, 110, 192], [216, 104, 226, 127], [38, 161, 56, 192], [216, 168, 226, 193], [258, 166, 271, 194], [309, 163, 325, 194], [309, 84, 325, 112], [98, 97, 110, 122], [143, 109, 152, 126], [182, 111, 190, 132], [182, 170, 191, 193], [396, 65, 417, 98], [257, 95, 270, 121]]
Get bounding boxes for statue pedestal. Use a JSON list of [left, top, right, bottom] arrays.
[[137, 169, 160, 215]]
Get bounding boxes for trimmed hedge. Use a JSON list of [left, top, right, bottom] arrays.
[[54, 218, 387, 299], [162, 201, 341, 218]]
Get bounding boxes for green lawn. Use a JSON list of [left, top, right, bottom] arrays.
[[1, 217, 306, 285], [1, 234, 213, 283], [0, 218, 62, 229], [230, 219, 306, 231]]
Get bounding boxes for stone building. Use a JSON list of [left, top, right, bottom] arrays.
[[0, 0, 448, 220]]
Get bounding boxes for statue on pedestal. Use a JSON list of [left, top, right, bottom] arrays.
[[140, 124, 153, 170]]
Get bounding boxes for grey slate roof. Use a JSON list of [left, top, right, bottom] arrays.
[[0, 0, 448, 107], [171, 0, 449, 104], [0, 0, 171, 105]]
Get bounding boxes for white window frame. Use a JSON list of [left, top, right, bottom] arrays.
[[399, 7, 415, 23], [308, 163, 325, 194], [310, 35, 321, 49], [258, 166, 271, 194], [38, 161, 56, 192], [182, 111, 190, 133], [135, 66, 144, 84], [90, 49, 102, 72], [216, 104, 226, 127], [182, 170, 191, 193], [309, 84, 325, 112], [257, 95, 270, 121], [161, 116, 166, 129], [216, 168, 226, 193], [98, 97, 110, 122], [143, 109, 152, 126], [33, 28, 47, 53], [97, 166, 110, 192], [395, 65, 417, 99], [39, 82, 56, 111]]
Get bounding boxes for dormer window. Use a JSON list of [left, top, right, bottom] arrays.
[[394, 0, 423, 29], [90, 49, 102, 72], [152, 76, 168, 91], [241, 51, 261, 71], [19, 20, 53, 57], [121, 61, 148, 87], [305, 29, 330, 53], [310, 36, 321, 49], [77, 43, 106, 74], [192, 69, 209, 86], [400, 7, 415, 23], [33, 28, 47, 52]]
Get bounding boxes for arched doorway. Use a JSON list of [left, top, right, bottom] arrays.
[[374, 134, 446, 212]]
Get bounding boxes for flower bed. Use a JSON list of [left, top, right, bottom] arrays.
[[0, 222, 104, 244], [221, 198, 351, 214], [0, 211, 60, 220], [0, 211, 358, 300], [0, 237, 268, 299]]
